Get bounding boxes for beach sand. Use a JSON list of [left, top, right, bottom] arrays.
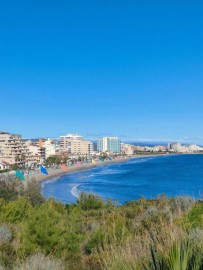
[[26, 158, 130, 182], [26, 154, 167, 183]]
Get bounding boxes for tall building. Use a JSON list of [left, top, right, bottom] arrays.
[[44, 138, 56, 158], [60, 133, 93, 156], [168, 142, 182, 152], [0, 131, 29, 164], [97, 137, 121, 153], [60, 134, 83, 150]]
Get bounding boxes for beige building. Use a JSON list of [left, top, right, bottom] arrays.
[[25, 141, 41, 164], [70, 140, 93, 156], [0, 131, 29, 165], [60, 134, 83, 149], [121, 143, 134, 156], [60, 133, 93, 156], [25, 140, 46, 164]]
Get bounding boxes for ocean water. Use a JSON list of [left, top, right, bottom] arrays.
[[42, 154, 203, 204]]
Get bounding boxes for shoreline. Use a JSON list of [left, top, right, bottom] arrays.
[[27, 154, 168, 183]]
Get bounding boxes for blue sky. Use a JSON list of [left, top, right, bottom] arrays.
[[0, 0, 203, 144]]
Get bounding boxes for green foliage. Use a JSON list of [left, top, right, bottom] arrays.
[[168, 241, 190, 270], [0, 169, 11, 174], [23, 180, 45, 206], [77, 193, 108, 210], [0, 197, 32, 223], [18, 200, 84, 261], [0, 244, 15, 269], [186, 202, 203, 228], [0, 177, 202, 270], [45, 156, 62, 166], [0, 179, 20, 202]]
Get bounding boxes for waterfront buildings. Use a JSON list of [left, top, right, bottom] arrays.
[[60, 134, 83, 149], [44, 138, 57, 158], [168, 142, 182, 152], [0, 131, 29, 165], [25, 138, 59, 164], [60, 133, 93, 156], [121, 143, 134, 156], [0, 161, 11, 170], [25, 142, 41, 165], [97, 137, 121, 153]]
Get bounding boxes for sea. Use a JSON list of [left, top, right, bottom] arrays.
[[42, 154, 203, 204]]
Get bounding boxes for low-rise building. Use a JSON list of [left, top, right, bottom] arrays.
[[0, 161, 11, 170]]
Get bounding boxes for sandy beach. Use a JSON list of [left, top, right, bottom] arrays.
[[26, 158, 130, 182], [26, 154, 167, 183]]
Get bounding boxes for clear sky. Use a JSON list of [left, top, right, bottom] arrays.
[[0, 0, 203, 144]]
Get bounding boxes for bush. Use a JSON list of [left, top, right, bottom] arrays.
[[0, 197, 31, 223], [0, 179, 19, 202], [77, 193, 106, 210], [23, 180, 45, 206], [18, 200, 84, 261]]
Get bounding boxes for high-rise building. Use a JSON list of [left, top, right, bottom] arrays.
[[60, 133, 93, 155], [60, 134, 83, 150], [0, 131, 29, 164], [97, 137, 121, 153], [168, 142, 182, 152], [44, 138, 56, 158]]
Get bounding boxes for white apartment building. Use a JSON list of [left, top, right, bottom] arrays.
[[0, 131, 29, 164], [168, 142, 182, 152], [97, 137, 121, 153], [60, 133, 93, 155], [44, 138, 56, 158]]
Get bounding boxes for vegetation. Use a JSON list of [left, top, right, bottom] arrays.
[[0, 175, 203, 269]]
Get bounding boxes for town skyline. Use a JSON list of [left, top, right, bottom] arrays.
[[0, 130, 202, 171], [1, 129, 203, 146]]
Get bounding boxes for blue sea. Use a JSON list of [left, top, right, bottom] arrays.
[[42, 154, 203, 204]]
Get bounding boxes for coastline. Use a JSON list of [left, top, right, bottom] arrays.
[[26, 154, 167, 183]]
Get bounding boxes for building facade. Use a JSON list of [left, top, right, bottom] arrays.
[[60, 134, 83, 150], [0, 131, 29, 165], [97, 137, 121, 153], [121, 143, 134, 155], [44, 138, 56, 158], [168, 142, 182, 152], [60, 133, 93, 155]]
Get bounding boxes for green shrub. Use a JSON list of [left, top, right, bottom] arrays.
[[186, 202, 203, 228], [18, 200, 84, 261], [23, 180, 45, 206], [0, 198, 31, 223], [77, 193, 106, 210]]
